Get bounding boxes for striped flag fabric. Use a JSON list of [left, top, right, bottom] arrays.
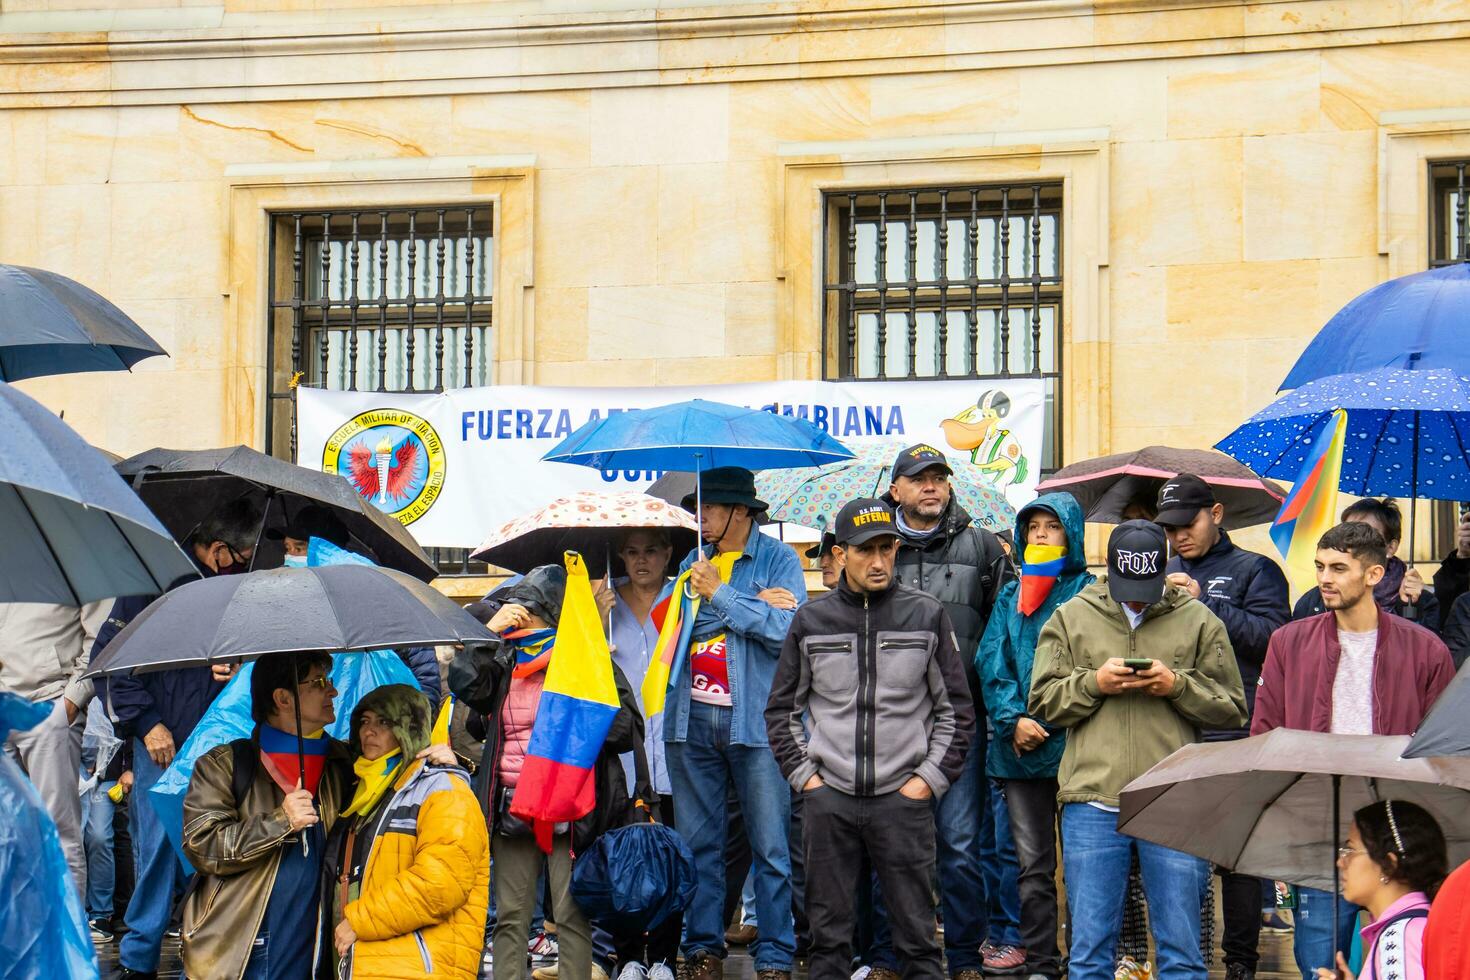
[[640, 569, 701, 719], [510, 551, 622, 852], [1017, 543, 1067, 615], [1270, 408, 1349, 593]]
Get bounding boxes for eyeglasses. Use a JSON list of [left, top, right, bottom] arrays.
[[1336, 845, 1367, 861], [299, 675, 333, 691]]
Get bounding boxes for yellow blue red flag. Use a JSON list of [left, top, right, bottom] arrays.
[[1270, 408, 1348, 593], [509, 551, 621, 852]]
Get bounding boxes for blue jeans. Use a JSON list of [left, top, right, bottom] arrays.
[[1061, 804, 1210, 980], [120, 742, 193, 972], [981, 774, 1022, 947], [666, 701, 794, 971], [82, 779, 117, 920], [1293, 886, 1360, 980]]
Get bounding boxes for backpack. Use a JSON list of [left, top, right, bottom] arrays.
[[229, 737, 258, 804]]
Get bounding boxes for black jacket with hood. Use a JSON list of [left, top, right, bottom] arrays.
[[447, 565, 643, 850], [880, 493, 1014, 710]]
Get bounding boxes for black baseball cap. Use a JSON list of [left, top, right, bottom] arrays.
[[805, 532, 837, 560], [891, 443, 954, 482], [1154, 474, 1217, 527], [834, 499, 900, 547], [1107, 520, 1168, 604]]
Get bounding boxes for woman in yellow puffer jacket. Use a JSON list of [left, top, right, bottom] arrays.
[[326, 684, 490, 979]]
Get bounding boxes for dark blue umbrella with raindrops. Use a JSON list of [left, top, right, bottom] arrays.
[[1216, 367, 1470, 501]]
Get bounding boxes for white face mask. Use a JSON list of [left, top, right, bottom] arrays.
[[283, 554, 309, 568]]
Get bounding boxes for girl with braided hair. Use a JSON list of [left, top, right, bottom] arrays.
[[1315, 800, 1447, 980]]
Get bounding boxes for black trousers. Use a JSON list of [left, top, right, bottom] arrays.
[[999, 778, 1063, 979], [612, 799, 683, 968], [1219, 868, 1263, 970], [804, 786, 942, 980]]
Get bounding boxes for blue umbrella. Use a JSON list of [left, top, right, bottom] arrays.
[[1216, 367, 1470, 559], [1279, 264, 1470, 391], [0, 380, 197, 605], [0, 264, 167, 382]]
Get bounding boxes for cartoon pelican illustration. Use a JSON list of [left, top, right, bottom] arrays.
[[940, 389, 1029, 487]]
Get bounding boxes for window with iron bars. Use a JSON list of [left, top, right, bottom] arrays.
[[1428, 161, 1469, 558], [823, 183, 1063, 471], [267, 205, 494, 575]]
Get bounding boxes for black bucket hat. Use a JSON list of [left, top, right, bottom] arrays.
[[681, 467, 768, 514]]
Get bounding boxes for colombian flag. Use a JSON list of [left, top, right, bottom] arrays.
[[641, 570, 701, 719], [1270, 408, 1348, 593], [510, 552, 622, 852], [1017, 544, 1067, 616]]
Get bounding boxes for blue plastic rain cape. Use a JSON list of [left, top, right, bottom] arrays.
[[151, 538, 423, 865], [0, 692, 100, 980], [569, 821, 697, 931]]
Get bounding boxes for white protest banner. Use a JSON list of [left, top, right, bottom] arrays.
[[297, 379, 1046, 548]]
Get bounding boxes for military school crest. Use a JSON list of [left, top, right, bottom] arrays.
[[322, 408, 446, 525]]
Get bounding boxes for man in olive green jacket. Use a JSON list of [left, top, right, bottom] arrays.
[[1028, 521, 1245, 980]]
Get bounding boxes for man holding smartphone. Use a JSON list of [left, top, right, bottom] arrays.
[[1029, 520, 1247, 980]]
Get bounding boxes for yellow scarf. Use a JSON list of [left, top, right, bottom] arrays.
[[344, 751, 404, 818]]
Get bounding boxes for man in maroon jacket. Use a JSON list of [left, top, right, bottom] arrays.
[[1252, 520, 1454, 978]]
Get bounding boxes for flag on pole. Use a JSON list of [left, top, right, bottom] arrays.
[[641, 570, 700, 719], [510, 551, 621, 852], [1270, 408, 1349, 593]]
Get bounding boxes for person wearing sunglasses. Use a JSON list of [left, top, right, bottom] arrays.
[[1315, 800, 1447, 980]]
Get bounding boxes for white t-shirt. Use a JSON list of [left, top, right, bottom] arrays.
[[1330, 629, 1377, 735]]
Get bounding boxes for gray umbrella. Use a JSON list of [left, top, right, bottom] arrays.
[[0, 380, 197, 605], [1403, 668, 1470, 758], [0, 264, 167, 382], [83, 564, 491, 677], [117, 446, 437, 582]]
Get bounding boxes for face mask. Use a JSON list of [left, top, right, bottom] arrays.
[[283, 554, 309, 568]]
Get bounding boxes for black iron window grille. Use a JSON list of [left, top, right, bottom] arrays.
[[823, 183, 1064, 469], [267, 205, 494, 577], [1431, 161, 1469, 266]]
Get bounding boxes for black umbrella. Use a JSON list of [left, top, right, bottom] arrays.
[[1404, 669, 1470, 758], [0, 380, 196, 604], [83, 564, 490, 842], [0, 265, 167, 381], [116, 446, 436, 582]]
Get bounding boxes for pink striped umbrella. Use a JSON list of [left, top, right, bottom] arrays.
[[471, 491, 700, 577]]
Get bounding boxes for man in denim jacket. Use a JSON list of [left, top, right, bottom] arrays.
[[664, 467, 807, 980]]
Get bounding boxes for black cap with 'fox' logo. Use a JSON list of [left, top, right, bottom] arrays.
[[1107, 519, 1168, 604]]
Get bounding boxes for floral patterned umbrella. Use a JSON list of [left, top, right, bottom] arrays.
[[471, 490, 700, 577], [755, 442, 1017, 533]]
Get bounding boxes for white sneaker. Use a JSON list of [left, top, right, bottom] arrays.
[[617, 964, 649, 980], [852, 967, 873, 980], [648, 965, 676, 980]]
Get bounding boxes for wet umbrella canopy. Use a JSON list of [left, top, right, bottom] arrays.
[[117, 446, 436, 582], [0, 264, 167, 382]]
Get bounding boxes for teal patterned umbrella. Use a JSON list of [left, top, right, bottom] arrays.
[[756, 442, 1017, 532]]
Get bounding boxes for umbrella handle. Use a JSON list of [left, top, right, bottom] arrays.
[[292, 651, 310, 858], [695, 453, 705, 563], [1332, 773, 1341, 965]]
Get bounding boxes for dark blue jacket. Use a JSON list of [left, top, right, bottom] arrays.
[[94, 595, 225, 744], [397, 647, 443, 715], [1166, 530, 1290, 735]]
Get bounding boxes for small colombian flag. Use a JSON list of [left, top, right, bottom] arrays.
[[1017, 543, 1067, 616], [509, 552, 622, 852], [641, 570, 701, 720], [1270, 408, 1349, 593]]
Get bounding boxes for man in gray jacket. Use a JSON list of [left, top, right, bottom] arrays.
[[1, 600, 108, 895], [767, 498, 974, 980]]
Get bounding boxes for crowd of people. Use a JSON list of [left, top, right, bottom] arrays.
[[4, 444, 1470, 980]]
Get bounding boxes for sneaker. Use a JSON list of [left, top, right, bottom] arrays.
[[529, 933, 560, 964], [1262, 911, 1293, 932], [1114, 958, 1154, 980], [678, 952, 724, 980], [648, 965, 676, 980], [1224, 966, 1255, 980], [725, 923, 758, 946], [983, 944, 1028, 975], [533, 965, 610, 980], [851, 968, 873, 980], [88, 918, 114, 943], [618, 964, 650, 980]]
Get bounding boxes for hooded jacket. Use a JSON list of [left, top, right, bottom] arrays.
[[881, 492, 1014, 709], [765, 575, 973, 799], [1028, 579, 1246, 806], [1251, 608, 1455, 736], [1165, 529, 1290, 735], [182, 733, 354, 980], [976, 492, 1094, 780]]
